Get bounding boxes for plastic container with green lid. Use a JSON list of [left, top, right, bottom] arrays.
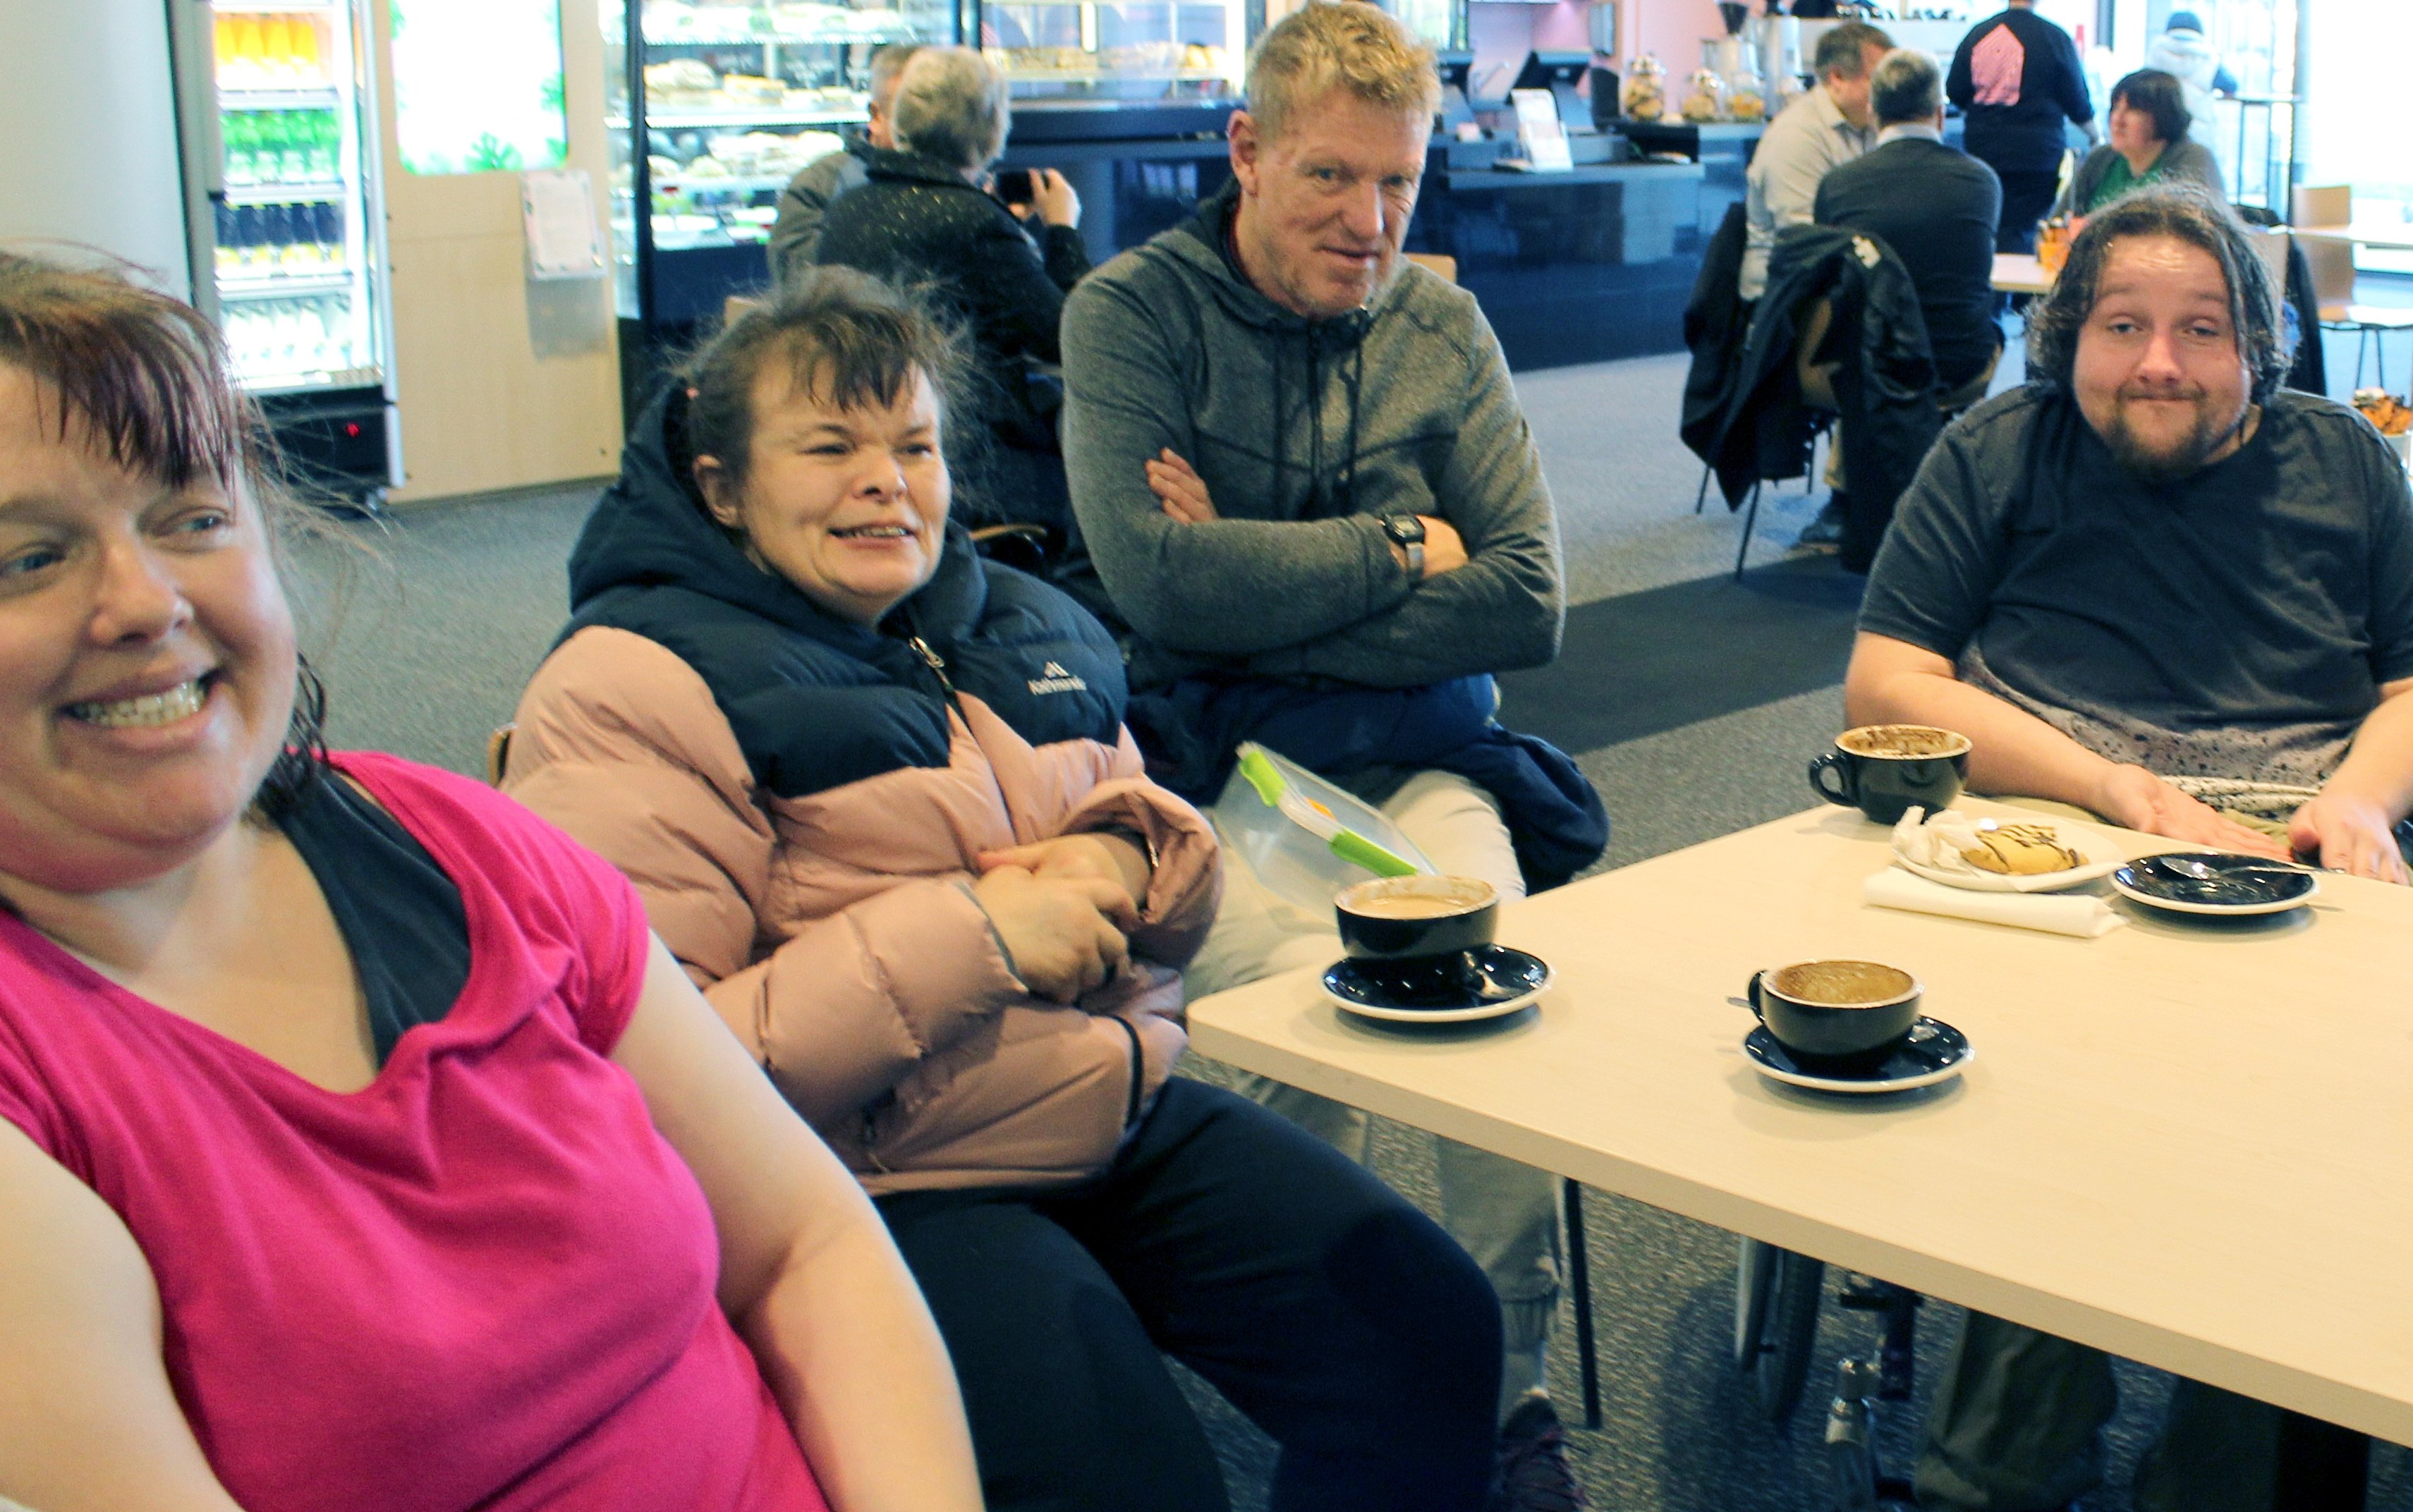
[[1216, 743, 1434, 913]]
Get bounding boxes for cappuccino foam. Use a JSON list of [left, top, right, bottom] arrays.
[[1838, 724, 1969, 759], [1346, 895, 1471, 919], [1770, 961, 1915, 1007]]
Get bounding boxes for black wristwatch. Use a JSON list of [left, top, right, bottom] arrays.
[[1379, 512, 1426, 577]]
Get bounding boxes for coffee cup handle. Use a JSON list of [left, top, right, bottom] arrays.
[[1744, 970, 1769, 1023], [1808, 752, 1857, 808]]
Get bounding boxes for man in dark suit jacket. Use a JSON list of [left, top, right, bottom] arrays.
[[1816, 47, 2005, 403]]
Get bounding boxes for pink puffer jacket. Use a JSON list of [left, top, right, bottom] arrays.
[[504, 625, 1222, 1193]]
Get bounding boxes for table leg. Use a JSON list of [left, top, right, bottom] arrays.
[[1562, 1177, 1601, 1431]]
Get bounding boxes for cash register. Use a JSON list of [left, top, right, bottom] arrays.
[[1511, 50, 1595, 134]]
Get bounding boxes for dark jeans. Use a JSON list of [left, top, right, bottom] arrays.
[[1995, 169, 2064, 253], [877, 1079, 1502, 1512]]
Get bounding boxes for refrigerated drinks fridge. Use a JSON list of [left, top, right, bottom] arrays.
[[171, 0, 401, 506]]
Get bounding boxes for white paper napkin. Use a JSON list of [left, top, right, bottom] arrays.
[[1864, 867, 2127, 937]]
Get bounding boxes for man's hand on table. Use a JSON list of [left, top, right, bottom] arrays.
[[1143, 449, 1468, 577], [2091, 763, 2293, 860], [2287, 791, 2412, 884]]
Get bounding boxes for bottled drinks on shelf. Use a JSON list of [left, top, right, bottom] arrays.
[[224, 293, 356, 378], [221, 109, 341, 188], [217, 12, 331, 90], [221, 198, 346, 277]]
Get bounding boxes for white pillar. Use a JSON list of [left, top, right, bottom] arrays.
[[0, 0, 193, 300]]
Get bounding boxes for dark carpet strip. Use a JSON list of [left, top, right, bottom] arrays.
[[1498, 556, 1867, 754]]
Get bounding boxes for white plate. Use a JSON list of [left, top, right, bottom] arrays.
[[1894, 819, 2126, 893]]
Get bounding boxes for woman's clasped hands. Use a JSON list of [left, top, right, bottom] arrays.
[[973, 831, 1153, 1004]]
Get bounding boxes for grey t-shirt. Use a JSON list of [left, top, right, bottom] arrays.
[[1861, 386, 2413, 784]]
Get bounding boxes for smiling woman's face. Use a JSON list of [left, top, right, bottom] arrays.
[[0, 364, 298, 896], [698, 363, 951, 626]]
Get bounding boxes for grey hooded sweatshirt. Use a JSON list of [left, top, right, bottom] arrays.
[[1059, 181, 1564, 695]]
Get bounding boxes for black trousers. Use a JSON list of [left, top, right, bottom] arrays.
[[1994, 169, 2063, 253], [877, 1079, 1502, 1512]]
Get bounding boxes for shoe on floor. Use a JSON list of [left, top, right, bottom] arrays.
[[1488, 1393, 1590, 1511], [1797, 496, 1848, 549]]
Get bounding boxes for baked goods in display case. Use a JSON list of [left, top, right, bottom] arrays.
[[1679, 67, 1727, 123], [1622, 55, 1667, 121], [607, 0, 949, 279], [983, 0, 1244, 101]]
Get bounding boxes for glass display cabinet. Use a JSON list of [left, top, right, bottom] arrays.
[[979, 0, 1246, 104], [605, 0, 957, 369]]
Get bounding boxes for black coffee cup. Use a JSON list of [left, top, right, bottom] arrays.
[[1746, 959, 1922, 1071], [1336, 876, 1499, 1005], [1809, 724, 1972, 824]]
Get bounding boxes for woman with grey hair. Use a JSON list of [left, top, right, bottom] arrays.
[[816, 47, 1090, 546]]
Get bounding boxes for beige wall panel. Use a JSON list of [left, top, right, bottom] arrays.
[[384, 229, 621, 498], [372, 0, 622, 504]]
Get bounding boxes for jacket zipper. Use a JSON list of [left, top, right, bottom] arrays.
[[906, 634, 965, 717]]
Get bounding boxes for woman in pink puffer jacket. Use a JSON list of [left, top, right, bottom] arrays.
[[504, 269, 1502, 1512]]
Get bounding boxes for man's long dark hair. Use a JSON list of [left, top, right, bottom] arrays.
[[2024, 185, 2294, 406]]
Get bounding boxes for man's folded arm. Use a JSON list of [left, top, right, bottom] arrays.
[[1060, 280, 1413, 654], [1239, 326, 1563, 685]]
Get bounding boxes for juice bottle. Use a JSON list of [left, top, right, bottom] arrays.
[[224, 112, 256, 186], [262, 204, 292, 272], [288, 16, 322, 85], [313, 200, 345, 265], [279, 112, 310, 183], [306, 110, 337, 181], [233, 205, 266, 273], [260, 16, 293, 85], [214, 16, 239, 86], [214, 204, 241, 276], [317, 200, 346, 267], [226, 16, 264, 88], [251, 114, 280, 185]]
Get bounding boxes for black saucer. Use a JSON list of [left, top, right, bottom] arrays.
[[1323, 944, 1552, 1023], [2111, 853, 2317, 915], [1744, 1017, 1971, 1094]]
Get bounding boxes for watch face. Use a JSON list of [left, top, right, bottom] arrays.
[[1383, 513, 1425, 545]]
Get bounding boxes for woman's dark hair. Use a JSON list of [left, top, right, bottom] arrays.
[[2024, 185, 2293, 405], [2110, 68, 2191, 145], [681, 265, 973, 501], [0, 252, 327, 819]]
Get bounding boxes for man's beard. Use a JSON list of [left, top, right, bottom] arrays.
[[2098, 386, 2247, 485]]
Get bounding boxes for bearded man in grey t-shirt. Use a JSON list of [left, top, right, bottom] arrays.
[[1852, 186, 2413, 1512], [1851, 186, 2413, 889]]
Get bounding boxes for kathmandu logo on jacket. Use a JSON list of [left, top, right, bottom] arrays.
[[1028, 660, 1090, 695]]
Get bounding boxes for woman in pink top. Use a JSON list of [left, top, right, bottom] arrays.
[[0, 255, 981, 1512]]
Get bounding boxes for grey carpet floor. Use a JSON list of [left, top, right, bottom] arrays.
[[288, 325, 2412, 1511]]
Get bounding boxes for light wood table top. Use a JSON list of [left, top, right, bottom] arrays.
[[1991, 252, 2054, 294], [1186, 800, 2413, 1444], [2292, 221, 2413, 253]]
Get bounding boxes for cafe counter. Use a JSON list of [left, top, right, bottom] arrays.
[[1403, 121, 1760, 370], [987, 110, 1763, 374]]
